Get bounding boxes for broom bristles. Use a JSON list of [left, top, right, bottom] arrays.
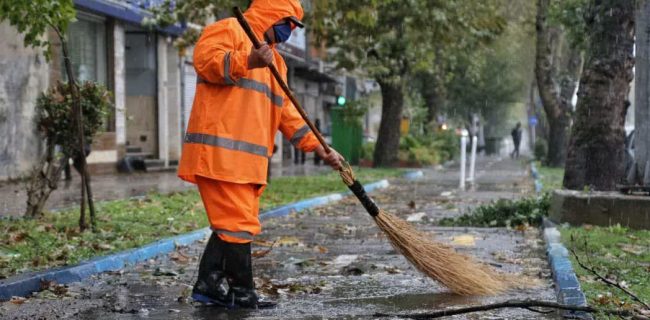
[[338, 164, 509, 295], [374, 210, 509, 295]]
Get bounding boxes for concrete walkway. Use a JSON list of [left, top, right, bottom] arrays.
[[2, 157, 557, 319], [0, 163, 330, 217]]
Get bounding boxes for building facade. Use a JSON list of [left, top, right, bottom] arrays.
[[0, 0, 185, 180]]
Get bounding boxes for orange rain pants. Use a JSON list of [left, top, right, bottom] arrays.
[[196, 175, 264, 244]]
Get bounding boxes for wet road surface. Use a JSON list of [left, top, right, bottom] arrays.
[[1, 157, 558, 319]]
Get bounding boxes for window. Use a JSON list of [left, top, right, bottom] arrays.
[[63, 12, 113, 131], [65, 12, 107, 85]]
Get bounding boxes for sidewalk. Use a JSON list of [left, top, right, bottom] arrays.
[[2, 157, 557, 319], [0, 163, 330, 217]]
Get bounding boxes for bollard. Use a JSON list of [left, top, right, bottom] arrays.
[[468, 135, 477, 184], [460, 133, 468, 190]]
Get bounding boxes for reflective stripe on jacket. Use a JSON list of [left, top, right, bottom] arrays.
[[178, 0, 319, 185]]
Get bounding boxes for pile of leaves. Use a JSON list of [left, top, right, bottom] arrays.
[[439, 193, 550, 228]]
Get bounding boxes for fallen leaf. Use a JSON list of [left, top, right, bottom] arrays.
[[10, 296, 26, 305], [451, 234, 476, 246], [341, 265, 364, 276], [313, 245, 328, 254], [252, 249, 273, 258], [276, 236, 303, 247], [384, 266, 402, 274], [406, 212, 427, 222], [40, 279, 54, 291], [618, 243, 645, 256], [333, 255, 358, 268], [153, 268, 179, 277], [514, 224, 530, 232], [170, 252, 190, 264], [407, 200, 416, 209], [9, 232, 29, 243], [92, 243, 114, 251]]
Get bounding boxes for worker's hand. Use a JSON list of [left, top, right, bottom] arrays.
[[315, 145, 345, 171], [247, 43, 273, 69]]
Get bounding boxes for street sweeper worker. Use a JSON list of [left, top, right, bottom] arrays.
[[177, 0, 343, 309]]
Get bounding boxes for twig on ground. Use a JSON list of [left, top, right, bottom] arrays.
[[252, 240, 278, 259], [568, 240, 650, 310], [373, 299, 635, 319]]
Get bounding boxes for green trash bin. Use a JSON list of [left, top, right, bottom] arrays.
[[330, 107, 363, 165]]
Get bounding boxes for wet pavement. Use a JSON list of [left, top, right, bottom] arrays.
[[0, 157, 558, 319], [0, 163, 330, 217]]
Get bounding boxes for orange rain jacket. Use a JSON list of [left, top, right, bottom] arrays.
[[178, 0, 319, 186]]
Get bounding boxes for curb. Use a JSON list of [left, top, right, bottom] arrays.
[[543, 219, 592, 319], [530, 162, 543, 194], [0, 170, 423, 300], [531, 164, 591, 319]]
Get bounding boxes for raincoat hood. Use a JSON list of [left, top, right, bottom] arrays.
[[243, 0, 304, 41]]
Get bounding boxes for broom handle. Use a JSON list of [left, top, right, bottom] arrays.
[[233, 7, 330, 154]]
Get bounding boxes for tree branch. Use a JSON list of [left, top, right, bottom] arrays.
[[373, 299, 636, 319], [568, 245, 650, 310]]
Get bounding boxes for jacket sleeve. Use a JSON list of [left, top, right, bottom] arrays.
[[193, 21, 248, 85], [279, 96, 321, 153]]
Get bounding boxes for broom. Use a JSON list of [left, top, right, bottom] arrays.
[[233, 7, 508, 296]]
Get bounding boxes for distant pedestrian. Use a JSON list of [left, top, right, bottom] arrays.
[[511, 122, 522, 159]]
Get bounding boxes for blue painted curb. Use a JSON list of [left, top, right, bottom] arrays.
[[543, 221, 591, 319], [0, 170, 422, 300], [532, 165, 590, 318], [530, 162, 543, 193]]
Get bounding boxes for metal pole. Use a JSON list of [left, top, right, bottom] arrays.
[[460, 134, 467, 190], [469, 135, 478, 184]]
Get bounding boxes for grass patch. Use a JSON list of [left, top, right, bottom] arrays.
[[438, 193, 550, 228], [0, 168, 402, 279], [535, 161, 564, 192], [561, 225, 650, 310]]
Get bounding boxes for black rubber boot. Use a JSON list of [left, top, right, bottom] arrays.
[[191, 233, 229, 305], [223, 241, 276, 309]]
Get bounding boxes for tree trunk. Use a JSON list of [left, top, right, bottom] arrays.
[[635, 0, 650, 182], [56, 27, 96, 230], [547, 49, 583, 166], [423, 74, 445, 126], [535, 0, 584, 167], [25, 143, 63, 217], [563, 0, 635, 191], [373, 79, 405, 167]]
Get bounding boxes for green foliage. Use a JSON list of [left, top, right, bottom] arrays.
[[548, 0, 589, 50], [534, 138, 548, 162], [561, 225, 650, 309], [310, 0, 506, 83], [397, 131, 458, 166], [36, 82, 112, 156], [0, 0, 76, 59], [445, 49, 525, 132], [361, 142, 375, 161], [439, 193, 551, 228], [0, 169, 403, 278]]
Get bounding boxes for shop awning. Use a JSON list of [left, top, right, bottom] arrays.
[[74, 0, 185, 36]]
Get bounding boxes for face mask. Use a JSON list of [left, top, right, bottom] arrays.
[[273, 22, 292, 43]]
